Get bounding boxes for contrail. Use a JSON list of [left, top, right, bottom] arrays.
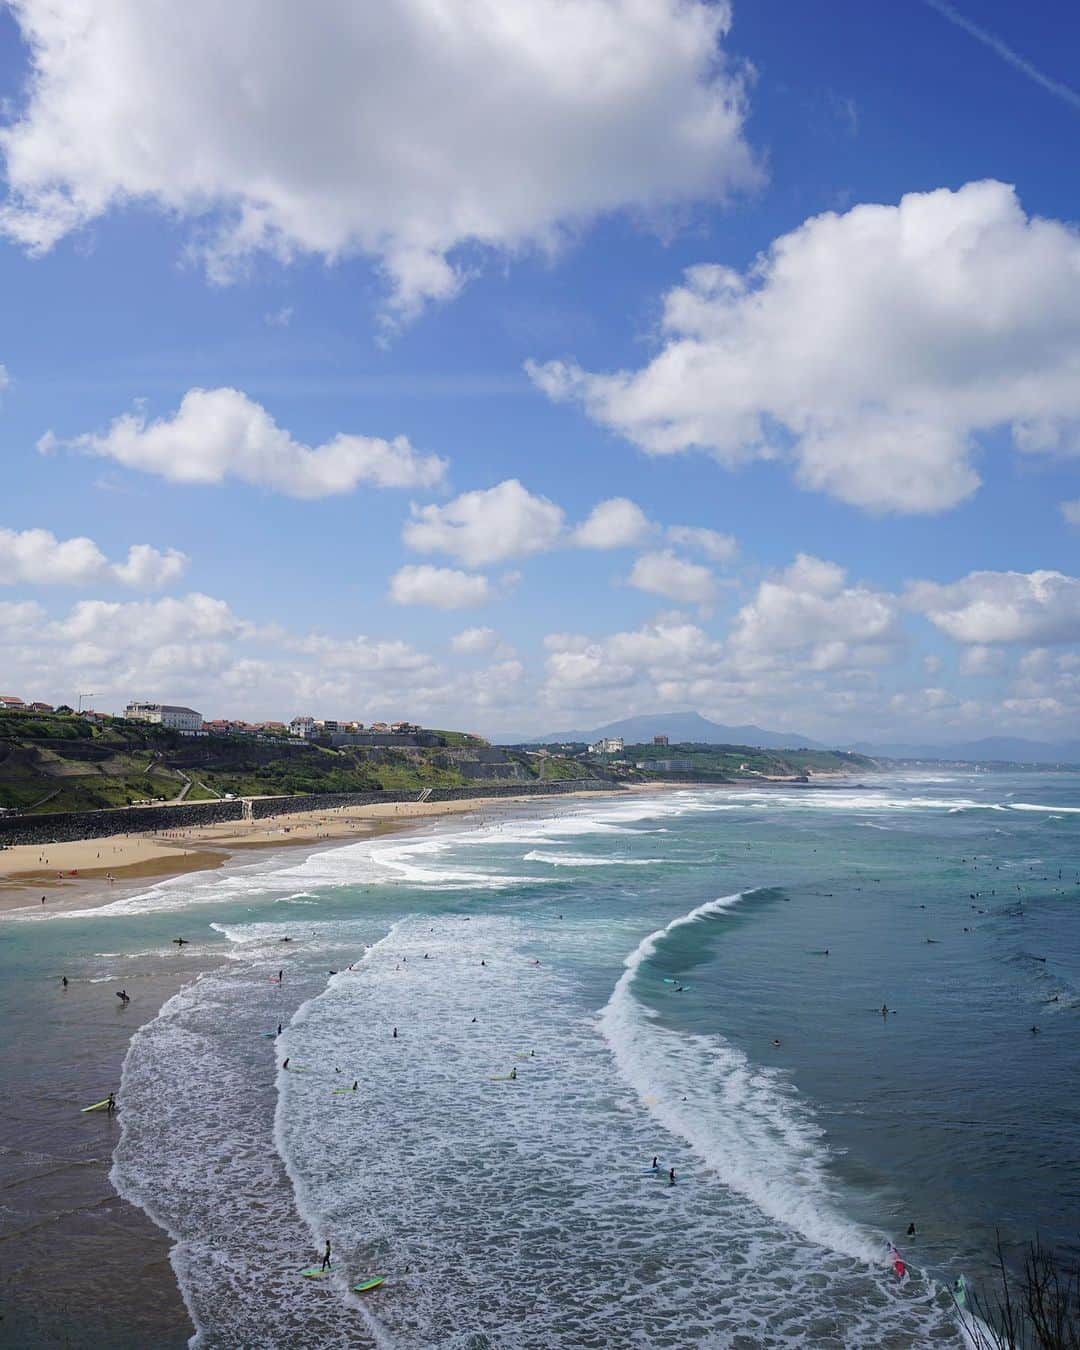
[[923, 0, 1080, 113]]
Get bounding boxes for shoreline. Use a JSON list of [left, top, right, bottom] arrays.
[[0, 776, 866, 917], [0, 786, 647, 916]]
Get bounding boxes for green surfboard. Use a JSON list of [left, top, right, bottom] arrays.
[[81, 1098, 112, 1112], [353, 1277, 385, 1293]]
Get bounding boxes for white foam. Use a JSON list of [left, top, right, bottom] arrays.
[[599, 892, 883, 1265], [522, 850, 662, 867]]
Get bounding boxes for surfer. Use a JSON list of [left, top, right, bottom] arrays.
[[277, 1023, 282, 1035], [480, 959, 486, 966], [321, 1239, 332, 1271], [393, 1028, 398, 1039], [771, 1038, 781, 1047], [116, 989, 130, 1004], [62, 976, 68, 987], [471, 1017, 477, 1023], [668, 1168, 676, 1186], [651, 1156, 658, 1170], [1030, 1025, 1040, 1034], [352, 1081, 358, 1091], [106, 1091, 116, 1114], [283, 1058, 290, 1070], [906, 1223, 916, 1236], [509, 1067, 517, 1080]]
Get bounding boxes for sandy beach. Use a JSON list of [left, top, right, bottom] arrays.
[[0, 788, 643, 914]]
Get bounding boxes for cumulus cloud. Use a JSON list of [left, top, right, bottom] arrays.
[[403, 480, 564, 567], [571, 498, 652, 549], [0, 0, 758, 317], [0, 526, 187, 589], [909, 569, 1080, 644], [627, 550, 718, 608], [450, 626, 498, 655], [730, 554, 900, 670], [388, 564, 491, 610], [44, 387, 447, 497], [530, 181, 1080, 513], [665, 524, 737, 561]]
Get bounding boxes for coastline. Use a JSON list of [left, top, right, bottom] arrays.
[[0, 787, 643, 916], [0, 784, 651, 1347], [0, 776, 861, 917]]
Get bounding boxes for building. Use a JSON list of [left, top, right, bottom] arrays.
[[0, 695, 26, 710], [29, 701, 54, 713], [589, 737, 625, 755], [637, 758, 694, 773], [653, 735, 669, 746], [289, 716, 317, 739], [124, 702, 203, 732]]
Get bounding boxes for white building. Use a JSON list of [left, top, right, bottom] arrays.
[[589, 736, 625, 755], [124, 702, 203, 732], [289, 716, 317, 739]]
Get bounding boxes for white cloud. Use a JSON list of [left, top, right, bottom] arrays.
[[0, 527, 187, 590], [46, 387, 446, 497], [665, 524, 737, 561], [0, 0, 758, 318], [388, 564, 491, 610], [1061, 499, 1080, 526], [730, 554, 900, 670], [450, 626, 499, 655], [403, 480, 564, 567], [529, 181, 1080, 513], [627, 550, 717, 607], [55, 593, 248, 647], [909, 569, 1080, 644], [572, 498, 652, 549]]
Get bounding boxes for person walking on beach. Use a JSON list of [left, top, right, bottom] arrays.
[[321, 1239, 332, 1271]]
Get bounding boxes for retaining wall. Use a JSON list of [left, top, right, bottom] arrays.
[[0, 778, 620, 846]]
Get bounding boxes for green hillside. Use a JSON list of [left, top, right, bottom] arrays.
[[590, 741, 878, 780], [0, 712, 589, 814]]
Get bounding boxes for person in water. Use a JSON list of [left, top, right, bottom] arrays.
[[283, 1058, 290, 1070], [509, 1067, 517, 1080], [351, 1080, 358, 1091], [62, 976, 68, 987], [668, 1167, 676, 1186], [321, 1239, 332, 1271], [881, 1003, 889, 1016], [907, 1223, 917, 1236], [651, 1156, 658, 1170], [106, 1091, 116, 1114], [393, 1027, 398, 1039]]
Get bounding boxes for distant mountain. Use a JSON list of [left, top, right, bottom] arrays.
[[853, 736, 1080, 766], [494, 711, 825, 751]]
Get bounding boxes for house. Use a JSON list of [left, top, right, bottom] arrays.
[[124, 702, 203, 732], [588, 737, 625, 755], [29, 701, 54, 713], [289, 716, 317, 739], [653, 735, 669, 746], [314, 719, 339, 733], [0, 695, 26, 710]]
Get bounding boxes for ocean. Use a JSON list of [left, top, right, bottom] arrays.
[[1, 771, 1078, 1348]]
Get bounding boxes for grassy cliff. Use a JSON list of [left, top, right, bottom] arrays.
[[0, 713, 588, 814]]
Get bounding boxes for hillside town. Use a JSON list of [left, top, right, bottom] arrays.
[[0, 693, 423, 741]]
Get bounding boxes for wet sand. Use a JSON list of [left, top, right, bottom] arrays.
[[0, 790, 633, 915]]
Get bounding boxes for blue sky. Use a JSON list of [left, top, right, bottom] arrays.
[[0, 0, 1078, 742]]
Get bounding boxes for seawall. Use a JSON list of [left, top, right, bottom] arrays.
[[0, 779, 619, 845]]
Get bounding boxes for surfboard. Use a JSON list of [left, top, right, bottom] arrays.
[[301, 1266, 332, 1278], [353, 1277, 385, 1293], [332, 1088, 357, 1094], [663, 978, 676, 984], [490, 1075, 516, 1081], [81, 1098, 112, 1112]]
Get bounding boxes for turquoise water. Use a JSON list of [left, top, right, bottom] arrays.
[[2, 771, 1078, 1347]]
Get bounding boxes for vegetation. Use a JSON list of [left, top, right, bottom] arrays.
[[0, 711, 592, 814], [591, 741, 878, 780], [960, 1239, 1080, 1350]]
